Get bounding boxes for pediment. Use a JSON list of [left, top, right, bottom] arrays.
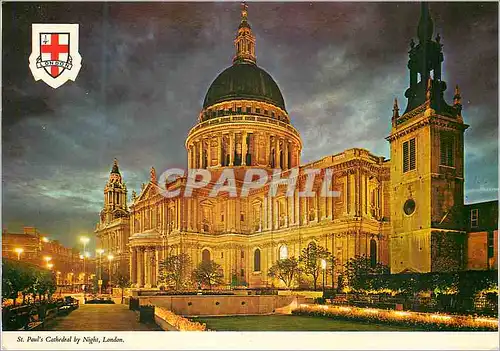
[[136, 181, 162, 202]]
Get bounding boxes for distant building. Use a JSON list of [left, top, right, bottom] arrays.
[[1, 227, 95, 289], [465, 201, 498, 270]]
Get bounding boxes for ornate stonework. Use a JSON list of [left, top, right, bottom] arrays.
[[95, 3, 479, 289]]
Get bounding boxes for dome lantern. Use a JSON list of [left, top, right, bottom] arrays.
[[233, 2, 256, 65]]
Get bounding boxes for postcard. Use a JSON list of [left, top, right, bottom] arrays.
[[2, 1, 498, 350]]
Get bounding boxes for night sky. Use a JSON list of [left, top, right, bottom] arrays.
[[2, 2, 498, 249]]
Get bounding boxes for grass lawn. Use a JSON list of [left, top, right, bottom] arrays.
[[192, 315, 424, 331]]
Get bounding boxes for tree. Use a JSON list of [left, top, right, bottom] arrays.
[[343, 255, 389, 291], [268, 257, 300, 289], [2, 259, 56, 305], [192, 260, 224, 290], [299, 242, 332, 290], [115, 273, 131, 304], [158, 253, 192, 291], [326, 256, 340, 290]]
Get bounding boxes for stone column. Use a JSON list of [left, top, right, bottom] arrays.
[[263, 195, 268, 230], [255, 132, 260, 166], [266, 134, 271, 167], [267, 196, 273, 230], [131, 248, 137, 284], [144, 248, 151, 288], [275, 137, 280, 169], [154, 248, 159, 287], [284, 141, 289, 170], [198, 140, 203, 169], [217, 134, 222, 167], [229, 132, 234, 166], [136, 248, 144, 287], [242, 131, 248, 166], [294, 190, 300, 225], [296, 147, 300, 168]]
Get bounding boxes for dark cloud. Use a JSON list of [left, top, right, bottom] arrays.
[[2, 2, 497, 249]]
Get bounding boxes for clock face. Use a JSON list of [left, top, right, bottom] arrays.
[[404, 199, 416, 215]]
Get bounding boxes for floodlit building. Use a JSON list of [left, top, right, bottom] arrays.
[[95, 4, 498, 288]]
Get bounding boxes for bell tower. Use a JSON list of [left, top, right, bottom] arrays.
[[387, 3, 469, 273], [101, 158, 128, 224]]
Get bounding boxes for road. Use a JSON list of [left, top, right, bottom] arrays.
[[44, 304, 162, 331]]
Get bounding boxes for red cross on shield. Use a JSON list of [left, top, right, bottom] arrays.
[[39, 33, 70, 78]]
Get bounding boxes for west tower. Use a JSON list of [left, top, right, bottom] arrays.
[[387, 3, 469, 273]]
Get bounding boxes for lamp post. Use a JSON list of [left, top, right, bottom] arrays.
[[321, 259, 327, 296], [96, 249, 104, 294], [80, 236, 90, 295], [14, 248, 24, 260], [107, 254, 114, 294]]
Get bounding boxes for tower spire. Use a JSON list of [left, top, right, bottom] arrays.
[[233, 2, 256, 64], [392, 98, 400, 126], [453, 85, 462, 106], [111, 158, 120, 174], [417, 2, 434, 43]]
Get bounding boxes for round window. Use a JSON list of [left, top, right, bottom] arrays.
[[403, 199, 416, 215]]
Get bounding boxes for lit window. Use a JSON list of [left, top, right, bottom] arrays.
[[440, 132, 454, 167], [487, 231, 494, 258], [471, 209, 479, 228], [279, 245, 288, 260], [403, 138, 416, 173], [254, 249, 261, 271]]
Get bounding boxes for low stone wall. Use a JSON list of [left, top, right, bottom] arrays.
[[154, 306, 207, 331], [139, 295, 296, 316]]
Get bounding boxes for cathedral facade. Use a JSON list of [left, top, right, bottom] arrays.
[[95, 4, 472, 289]]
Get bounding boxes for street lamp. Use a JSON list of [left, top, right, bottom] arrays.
[[321, 259, 327, 296], [47, 263, 54, 270], [14, 248, 24, 260], [43, 256, 52, 264], [96, 249, 104, 294], [41, 236, 49, 243], [80, 237, 90, 294], [107, 254, 114, 294]]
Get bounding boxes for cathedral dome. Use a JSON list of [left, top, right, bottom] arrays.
[[203, 61, 286, 111]]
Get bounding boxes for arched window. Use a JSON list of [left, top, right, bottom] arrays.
[[279, 245, 288, 260], [254, 249, 261, 272], [202, 249, 211, 263], [370, 239, 377, 268]]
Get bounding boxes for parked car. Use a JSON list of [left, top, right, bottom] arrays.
[[63, 296, 79, 310], [85, 297, 115, 304]]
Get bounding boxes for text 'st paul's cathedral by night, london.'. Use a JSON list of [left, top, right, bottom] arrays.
[[95, 3, 498, 289]]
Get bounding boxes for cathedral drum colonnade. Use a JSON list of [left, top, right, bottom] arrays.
[[95, 3, 470, 289]]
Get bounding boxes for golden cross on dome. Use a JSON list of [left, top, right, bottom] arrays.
[[241, 2, 248, 21]]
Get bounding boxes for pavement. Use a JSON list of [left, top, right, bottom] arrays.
[[43, 304, 162, 331]]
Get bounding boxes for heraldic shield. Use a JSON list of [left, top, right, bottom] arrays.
[[29, 24, 82, 89]]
